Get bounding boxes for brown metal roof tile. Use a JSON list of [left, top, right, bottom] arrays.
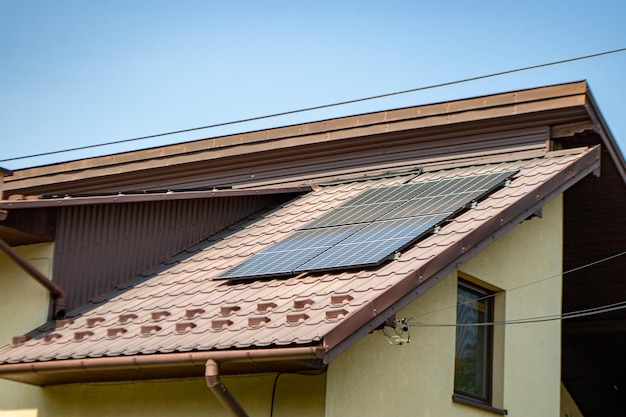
[[330, 294, 354, 306], [74, 331, 94, 341], [211, 319, 233, 330], [139, 325, 162, 336], [185, 308, 205, 319], [86, 317, 106, 327], [325, 309, 349, 321], [43, 333, 63, 343], [248, 316, 271, 327], [11, 336, 30, 347], [286, 313, 310, 324], [257, 302, 278, 313], [107, 328, 127, 338], [293, 299, 315, 310], [175, 322, 197, 333], [151, 311, 172, 321]]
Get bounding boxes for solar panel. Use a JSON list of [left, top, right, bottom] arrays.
[[295, 214, 445, 272], [216, 224, 364, 280], [303, 182, 435, 229], [217, 170, 517, 280]]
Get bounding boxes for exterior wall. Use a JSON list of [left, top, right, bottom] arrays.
[[1, 373, 325, 417], [0, 243, 53, 345], [325, 195, 563, 417], [0, 243, 54, 417]]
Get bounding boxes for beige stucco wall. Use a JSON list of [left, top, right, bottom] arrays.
[[0, 243, 55, 417], [0, 243, 53, 345], [0, 372, 325, 417], [325, 195, 564, 417]]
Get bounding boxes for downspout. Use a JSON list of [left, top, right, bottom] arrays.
[[0, 237, 67, 319], [206, 359, 249, 417]]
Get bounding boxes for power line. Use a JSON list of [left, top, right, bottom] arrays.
[[409, 250, 626, 320], [2, 47, 625, 164], [408, 300, 626, 328]]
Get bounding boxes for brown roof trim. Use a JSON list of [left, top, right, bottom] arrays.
[[322, 146, 601, 361], [583, 87, 626, 183], [5, 81, 591, 193], [0, 185, 311, 209], [0, 345, 324, 386]]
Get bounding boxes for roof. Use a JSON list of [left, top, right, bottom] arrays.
[[4, 81, 623, 197], [0, 145, 600, 385]]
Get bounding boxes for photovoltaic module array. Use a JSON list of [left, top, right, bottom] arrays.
[[217, 170, 518, 280]]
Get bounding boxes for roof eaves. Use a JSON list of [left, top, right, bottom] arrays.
[[0, 185, 312, 209], [321, 145, 601, 362], [0, 346, 325, 386], [5, 81, 591, 193], [583, 87, 626, 183]]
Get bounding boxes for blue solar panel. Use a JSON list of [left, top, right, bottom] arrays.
[[303, 182, 435, 229], [216, 224, 364, 279], [217, 170, 517, 280], [295, 214, 445, 272]]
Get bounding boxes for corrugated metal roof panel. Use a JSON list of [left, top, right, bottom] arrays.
[[52, 194, 292, 310]]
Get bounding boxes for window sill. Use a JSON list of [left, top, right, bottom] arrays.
[[452, 393, 508, 415]]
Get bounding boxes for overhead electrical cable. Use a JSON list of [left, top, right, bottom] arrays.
[[2, 47, 625, 164], [408, 300, 626, 328], [409, 250, 626, 320]]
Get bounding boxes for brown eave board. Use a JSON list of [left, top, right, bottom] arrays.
[[0, 185, 311, 209], [4, 81, 591, 194]]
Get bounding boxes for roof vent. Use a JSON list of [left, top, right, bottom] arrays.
[[330, 294, 354, 306], [248, 316, 271, 327], [286, 313, 309, 324], [12, 336, 30, 346], [211, 319, 233, 330], [119, 313, 138, 324], [107, 328, 127, 338], [43, 333, 62, 343], [326, 309, 349, 321], [151, 311, 172, 321], [175, 322, 197, 333], [220, 305, 241, 316], [140, 325, 162, 336], [294, 299, 314, 310], [56, 319, 74, 329], [74, 331, 94, 341], [185, 308, 205, 319], [257, 302, 277, 313], [86, 317, 106, 327]]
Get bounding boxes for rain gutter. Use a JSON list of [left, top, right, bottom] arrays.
[[0, 346, 325, 386], [0, 237, 67, 319]]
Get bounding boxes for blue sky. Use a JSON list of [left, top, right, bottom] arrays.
[[1, 1, 625, 170]]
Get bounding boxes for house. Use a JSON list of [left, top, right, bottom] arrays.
[[0, 81, 624, 417]]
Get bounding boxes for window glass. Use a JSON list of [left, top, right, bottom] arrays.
[[454, 281, 493, 402]]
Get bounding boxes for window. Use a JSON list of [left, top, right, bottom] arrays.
[[454, 280, 493, 403]]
